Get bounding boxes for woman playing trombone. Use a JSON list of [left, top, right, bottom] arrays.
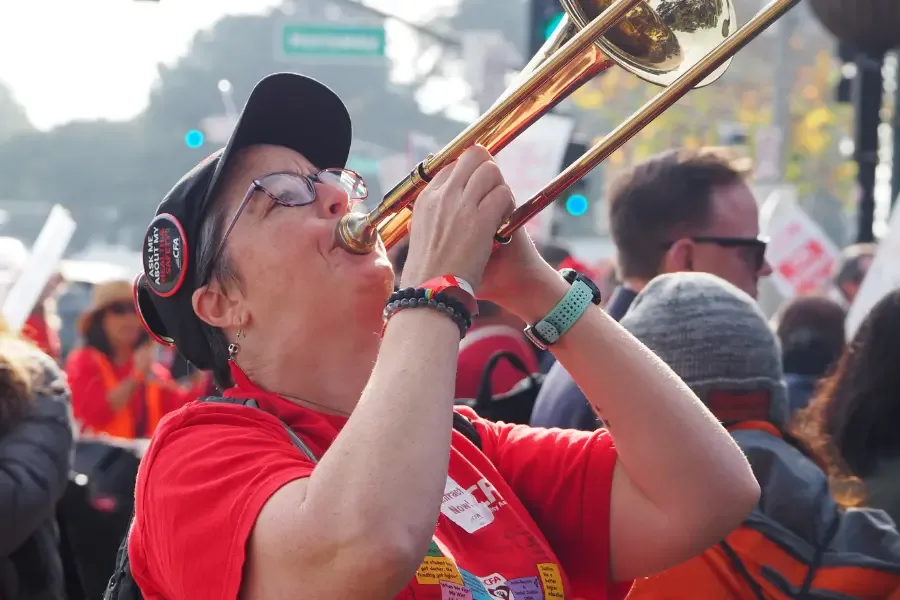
[[128, 73, 759, 600]]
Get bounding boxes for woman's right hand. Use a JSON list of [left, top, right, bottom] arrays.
[[400, 145, 515, 292], [133, 342, 155, 375]]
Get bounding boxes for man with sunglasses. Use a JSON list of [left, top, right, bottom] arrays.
[[532, 147, 772, 431]]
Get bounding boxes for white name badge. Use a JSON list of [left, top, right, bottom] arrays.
[[440, 476, 494, 533]]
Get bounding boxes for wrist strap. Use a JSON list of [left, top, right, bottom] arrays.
[[525, 280, 594, 349], [546, 280, 594, 337], [418, 275, 478, 316]]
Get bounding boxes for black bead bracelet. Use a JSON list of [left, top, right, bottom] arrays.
[[384, 287, 473, 338]]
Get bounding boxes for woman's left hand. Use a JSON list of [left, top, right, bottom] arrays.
[[477, 224, 556, 316]]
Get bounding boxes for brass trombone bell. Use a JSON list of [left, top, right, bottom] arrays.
[[335, 0, 797, 255]]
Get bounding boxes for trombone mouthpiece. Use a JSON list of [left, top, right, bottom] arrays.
[[336, 212, 379, 255]]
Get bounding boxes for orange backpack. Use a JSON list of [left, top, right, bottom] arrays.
[[626, 422, 900, 600], [626, 527, 900, 599]]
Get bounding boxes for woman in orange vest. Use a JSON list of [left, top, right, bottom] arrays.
[[66, 280, 200, 439]]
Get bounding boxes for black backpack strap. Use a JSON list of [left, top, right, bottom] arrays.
[[103, 519, 143, 600], [452, 412, 482, 450], [198, 396, 319, 463], [476, 350, 538, 407]]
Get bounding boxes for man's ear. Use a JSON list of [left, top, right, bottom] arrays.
[[663, 239, 695, 273], [192, 282, 242, 330]]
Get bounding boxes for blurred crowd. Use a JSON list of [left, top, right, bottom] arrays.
[[2, 141, 900, 600]]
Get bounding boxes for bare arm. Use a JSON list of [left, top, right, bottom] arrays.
[[510, 268, 760, 581], [243, 308, 461, 600]]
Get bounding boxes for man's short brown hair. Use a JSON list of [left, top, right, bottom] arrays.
[[608, 147, 750, 280]]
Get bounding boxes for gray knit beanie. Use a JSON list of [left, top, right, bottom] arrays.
[[620, 272, 789, 429]]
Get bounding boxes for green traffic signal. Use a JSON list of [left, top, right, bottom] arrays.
[[564, 194, 589, 216], [185, 130, 205, 149]]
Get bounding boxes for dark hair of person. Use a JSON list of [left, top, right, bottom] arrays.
[[83, 311, 114, 357], [791, 289, 900, 507], [83, 309, 150, 358], [775, 294, 846, 377], [835, 243, 877, 289], [608, 147, 749, 280]]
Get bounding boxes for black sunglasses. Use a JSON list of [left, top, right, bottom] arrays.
[[661, 236, 769, 270], [106, 301, 136, 315], [202, 168, 368, 283]]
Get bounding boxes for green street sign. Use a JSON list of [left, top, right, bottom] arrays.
[[278, 23, 386, 60]]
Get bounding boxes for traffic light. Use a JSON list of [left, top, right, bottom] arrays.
[[529, 0, 565, 55], [552, 140, 598, 237], [561, 141, 589, 215], [184, 129, 205, 149]]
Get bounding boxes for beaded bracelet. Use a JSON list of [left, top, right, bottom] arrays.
[[388, 287, 473, 328], [383, 288, 473, 338]]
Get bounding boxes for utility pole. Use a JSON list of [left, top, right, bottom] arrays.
[[752, 3, 798, 200], [770, 5, 798, 184], [852, 49, 885, 242]]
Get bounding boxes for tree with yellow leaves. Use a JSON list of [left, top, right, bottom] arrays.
[[569, 3, 855, 203]]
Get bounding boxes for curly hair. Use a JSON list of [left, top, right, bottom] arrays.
[[0, 318, 42, 434], [791, 289, 900, 508]]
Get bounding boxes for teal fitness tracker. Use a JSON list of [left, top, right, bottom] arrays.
[[523, 269, 602, 350]]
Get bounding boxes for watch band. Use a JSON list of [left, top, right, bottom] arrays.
[[524, 279, 595, 350]]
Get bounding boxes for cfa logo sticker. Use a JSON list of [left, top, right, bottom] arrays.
[[142, 213, 188, 298]]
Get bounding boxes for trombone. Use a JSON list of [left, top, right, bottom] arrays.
[[336, 0, 801, 254]]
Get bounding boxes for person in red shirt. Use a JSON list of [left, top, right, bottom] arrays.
[[21, 272, 65, 362], [65, 280, 197, 439], [127, 73, 760, 600]]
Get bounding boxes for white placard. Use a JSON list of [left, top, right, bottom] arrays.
[[763, 201, 841, 299], [494, 113, 575, 244], [2, 205, 77, 331], [846, 204, 900, 338]]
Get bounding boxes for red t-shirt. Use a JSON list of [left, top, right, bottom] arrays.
[[129, 365, 631, 600], [65, 347, 195, 436], [456, 324, 540, 400]]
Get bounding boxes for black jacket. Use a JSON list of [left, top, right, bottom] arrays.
[[0, 349, 75, 600]]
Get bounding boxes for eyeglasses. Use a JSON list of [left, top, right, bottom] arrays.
[[661, 236, 769, 271], [202, 168, 368, 283], [106, 301, 136, 315]]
